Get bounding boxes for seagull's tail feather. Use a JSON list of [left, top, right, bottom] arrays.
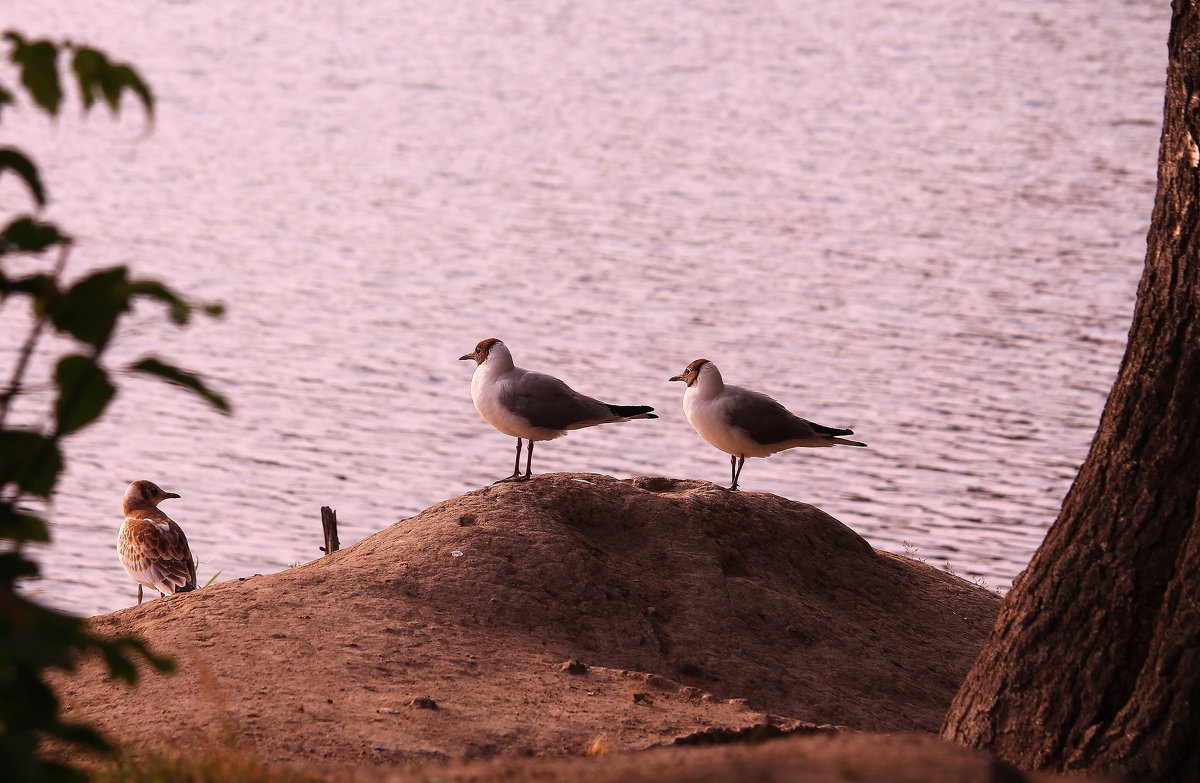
[[606, 404, 657, 420], [810, 422, 866, 447]]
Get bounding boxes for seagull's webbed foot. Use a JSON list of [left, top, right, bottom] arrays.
[[493, 439, 535, 483], [728, 455, 745, 491]]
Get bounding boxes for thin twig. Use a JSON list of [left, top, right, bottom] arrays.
[[0, 241, 72, 431]]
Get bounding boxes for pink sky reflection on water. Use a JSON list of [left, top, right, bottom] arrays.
[[1, 0, 1167, 615]]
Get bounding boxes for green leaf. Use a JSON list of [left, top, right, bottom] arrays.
[[0, 147, 45, 206], [71, 46, 154, 120], [0, 272, 57, 308], [0, 503, 50, 543], [69, 46, 103, 113], [127, 279, 190, 325], [54, 355, 115, 436], [127, 357, 231, 414], [49, 267, 130, 347], [0, 549, 40, 581], [106, 64, 154, 117], [0, 215, 68, 255], [6, 32, 62, 116], [0, 430, 62, 498]]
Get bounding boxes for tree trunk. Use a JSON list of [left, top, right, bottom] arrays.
[[941, 4, 1200, 781]]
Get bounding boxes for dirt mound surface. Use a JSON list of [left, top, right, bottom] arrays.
[[64, 474, 999, 768]]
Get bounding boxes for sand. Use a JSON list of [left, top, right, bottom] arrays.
[[59, 474, 1082, 781]]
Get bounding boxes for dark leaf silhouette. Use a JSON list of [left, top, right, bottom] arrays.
[[0, 216, 68, 255], [0, 431, 62, 498], [128, 357, 231, 414], [5, 32, 62, 115], [0, 148, 44, 206], [49, 267, 130, 347], [0, 505, 48, 543], [71, 46, 154, 121], [128, 279, 191, 325], [54, 355, 116, 436]]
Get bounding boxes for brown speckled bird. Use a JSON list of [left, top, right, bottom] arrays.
[[116, 480, 197, 604]]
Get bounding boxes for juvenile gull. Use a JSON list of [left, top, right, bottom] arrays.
[[116, 479, 197, 604], [460, 338, 657, 481], [669, 358, 866, 490]]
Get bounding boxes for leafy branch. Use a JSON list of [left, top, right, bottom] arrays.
[[0, 30, 231, 782]]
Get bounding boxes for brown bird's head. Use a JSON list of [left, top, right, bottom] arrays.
[[669, 358, 711, 387], [459, 338, 505, 365], [123, 480, 180, 512]]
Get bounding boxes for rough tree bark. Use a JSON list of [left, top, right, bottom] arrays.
[[940, 4, 1200, 781]]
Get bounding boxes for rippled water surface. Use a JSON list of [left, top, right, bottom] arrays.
[[3, 0, 1168, 616]]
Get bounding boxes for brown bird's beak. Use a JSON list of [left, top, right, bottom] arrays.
[[459, 352, 476, 361], [669, 373, 686, 382], [165, 492, 181, 499]]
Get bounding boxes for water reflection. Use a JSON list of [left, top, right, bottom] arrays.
[[3, 0, 1167, 615]]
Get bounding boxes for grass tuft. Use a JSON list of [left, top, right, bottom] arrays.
[[89, 745, 321, 783], [585, 734, 615, 757]]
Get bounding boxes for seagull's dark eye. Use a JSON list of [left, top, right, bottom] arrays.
[[149, 487, 158, 496]]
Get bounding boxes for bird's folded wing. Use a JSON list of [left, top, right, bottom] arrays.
[[119, 516, 197, 593], [725, 390, 819, 445], [499, 372, 609, 430]]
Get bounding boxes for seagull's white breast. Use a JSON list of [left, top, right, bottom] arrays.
[[684, 387, 774, 458], [471, 365, 564, 440]]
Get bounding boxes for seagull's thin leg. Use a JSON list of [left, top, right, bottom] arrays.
[[496, 438, 525, 483], [730, 456, 745, 491], [137, 584, 143, 605], [523, 440, 534, 480]]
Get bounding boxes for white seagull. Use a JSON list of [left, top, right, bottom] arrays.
[[669, 358, 866, 490], [460, 338, 658, 481], [116, 479, 197, 604]]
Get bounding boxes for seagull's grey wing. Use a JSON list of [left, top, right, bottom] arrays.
[[499, 371, 611, 430], [724, 388, 822, 445]]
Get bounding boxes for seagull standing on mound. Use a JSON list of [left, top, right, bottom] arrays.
[[669, 358, 866, 491], [460, 338, 658, 482], [117, 479, 197, 604]]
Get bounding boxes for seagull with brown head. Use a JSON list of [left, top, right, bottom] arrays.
[[460, 338, 658, 481], [116, 479, 197, 604], [670, 358, 866, 491]]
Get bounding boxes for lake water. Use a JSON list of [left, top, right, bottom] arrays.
[[2, 0, 1168, 616]]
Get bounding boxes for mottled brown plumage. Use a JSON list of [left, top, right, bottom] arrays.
[[116, 480, 197, 604]]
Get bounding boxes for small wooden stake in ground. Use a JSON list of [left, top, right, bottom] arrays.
[[320, 506, 340, 555]]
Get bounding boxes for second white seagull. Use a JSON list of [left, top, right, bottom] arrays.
[[460, 338, 658, 481], [670, 358, 866, 491]]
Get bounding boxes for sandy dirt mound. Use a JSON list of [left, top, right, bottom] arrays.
[[63, 474, 999, 768]]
